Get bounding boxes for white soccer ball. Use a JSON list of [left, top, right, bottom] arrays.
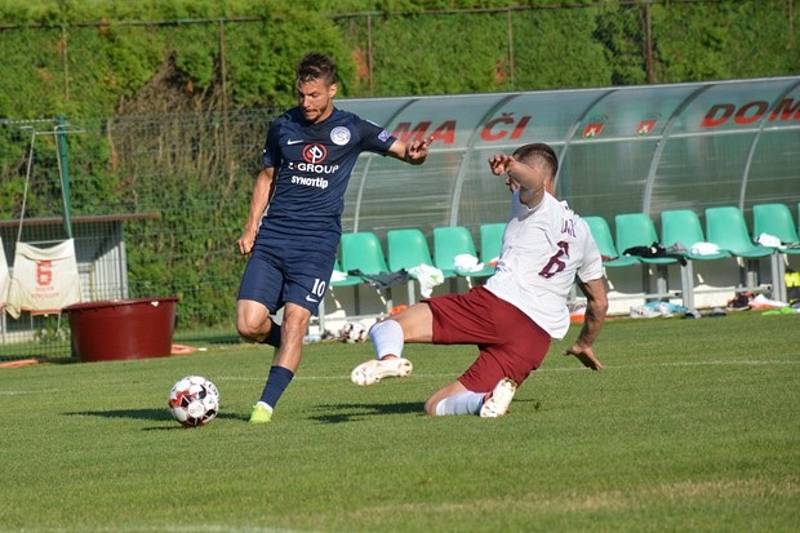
[[340, 321, 368, 343], [168, 375, 220, 427]]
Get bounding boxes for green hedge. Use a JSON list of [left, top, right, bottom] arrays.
[[1, 0, 796, 118]]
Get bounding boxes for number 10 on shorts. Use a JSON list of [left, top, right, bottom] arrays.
[[312, 278, 326, 298]]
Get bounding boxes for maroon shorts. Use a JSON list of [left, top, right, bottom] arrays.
[[425, 286, 551, 393]]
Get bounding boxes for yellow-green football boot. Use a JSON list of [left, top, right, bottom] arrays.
[[249, 402, 273, 425]]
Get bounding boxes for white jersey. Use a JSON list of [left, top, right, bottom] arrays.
[[484, 192, 603, 339]]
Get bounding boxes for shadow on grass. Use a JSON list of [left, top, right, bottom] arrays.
[[65, 408, 173, 421], [514, 398, 542, 407], [309, 401, 425, 424], [65, 408, 250, 429], [173, 332, 241, 345]]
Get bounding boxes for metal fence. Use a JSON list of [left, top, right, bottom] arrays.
[[0, 110, 275, 359]]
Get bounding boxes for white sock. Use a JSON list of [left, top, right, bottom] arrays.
[[434, 391, 485, 416], [369, 320, 404, 359], [255, 401, 273, 412]]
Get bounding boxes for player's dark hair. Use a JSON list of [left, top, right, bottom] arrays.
[[513, 143, 559, 179], [297, 53, 337, 85]]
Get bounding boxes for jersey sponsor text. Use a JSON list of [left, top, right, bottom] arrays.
[[291, 175, 329, 189], [287, 161, 340, 174]]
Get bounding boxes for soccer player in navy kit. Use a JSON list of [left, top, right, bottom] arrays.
[[237, 53, 431, 424]]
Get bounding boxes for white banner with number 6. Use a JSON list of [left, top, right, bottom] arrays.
[[5, 239, 81, 319]]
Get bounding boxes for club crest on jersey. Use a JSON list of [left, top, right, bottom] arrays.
[[330, 126, 351, 146], [302, 143, 328, 164]]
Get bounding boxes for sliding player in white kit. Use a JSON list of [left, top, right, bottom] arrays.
[[351, 143, 609, 417]]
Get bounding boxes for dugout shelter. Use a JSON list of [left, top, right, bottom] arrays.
[[327, 76, 800, 317]]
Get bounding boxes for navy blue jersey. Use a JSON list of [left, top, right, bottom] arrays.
[[258, 107, 396, 254]]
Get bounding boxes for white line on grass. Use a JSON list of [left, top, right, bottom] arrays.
[[26, 527, 300, 533], [0, 388, 60, 395], [217, 358, 800, 382], [620, 359, 800, 369]]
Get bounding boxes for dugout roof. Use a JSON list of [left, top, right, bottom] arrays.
[[337, 76, 800, 236]]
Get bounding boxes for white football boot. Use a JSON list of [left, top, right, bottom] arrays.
[[351, 357, 413, 386], [479, 378, 518, 418]]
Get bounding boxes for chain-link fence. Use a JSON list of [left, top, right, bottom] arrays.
[[0, 109, 277, 359]]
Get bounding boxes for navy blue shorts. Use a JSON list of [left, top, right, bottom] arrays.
[[238, 243, 335, 316]]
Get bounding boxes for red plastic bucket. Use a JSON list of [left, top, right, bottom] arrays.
[[64, 297, 178, 362]]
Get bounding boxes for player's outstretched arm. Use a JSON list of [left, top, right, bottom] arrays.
[[388, 136, 433, 165], [238, 167, 275, 255], [565, 277, 608, 371]]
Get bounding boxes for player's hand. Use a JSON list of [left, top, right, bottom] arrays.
[[406, 136, 433, 164], [237, 228, 257, 255], [489, 154, 522, 192], [564, 344, 603, 371], [488, 154, 516, 175]]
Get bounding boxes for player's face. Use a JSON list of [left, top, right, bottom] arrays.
[[297, 78, 337, 124]]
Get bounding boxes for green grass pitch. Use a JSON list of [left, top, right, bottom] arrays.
[[1, 312, 799, 531]]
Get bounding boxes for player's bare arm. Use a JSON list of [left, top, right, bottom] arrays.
[[488, 154, 547, 207], [388, 136, 433, 165], [237, 166, 274, 255], [565, 277, 608, 371]]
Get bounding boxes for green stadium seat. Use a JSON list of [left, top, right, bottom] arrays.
[[387, 228, 434, 303], [331, 258, 361, 288], [660, 209, 733, 311], [660, 209, 731, 261], [705, 206, 778, 300], [472, 223, 506, 277], [387, 229, 434, 272], [433, 226, 478, 278], [583, 216, 639, 267], [753, 203, 800, 303], [615, 213, 678, 265], [615, 212, 691, 305], [338, 232, 397, 314], [704, 207, 773, 259], [341, 232, 389, 275], [752, 203, 800, 255]]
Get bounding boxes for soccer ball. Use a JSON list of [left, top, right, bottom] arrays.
[[340, 321, 368, 343], [168, 376, 220, 427]]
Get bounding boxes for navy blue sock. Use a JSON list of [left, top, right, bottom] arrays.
[[260, 320, 281, 348], [259, 365, 294, 409]]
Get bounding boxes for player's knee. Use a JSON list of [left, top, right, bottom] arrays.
[[425, 390, 447, 416], [597, 294, 609, 315], [395, 303, 433, 342], [424, 396, 442, 417], [236, 314, 265, 340], [281, 308, 310, 333]]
